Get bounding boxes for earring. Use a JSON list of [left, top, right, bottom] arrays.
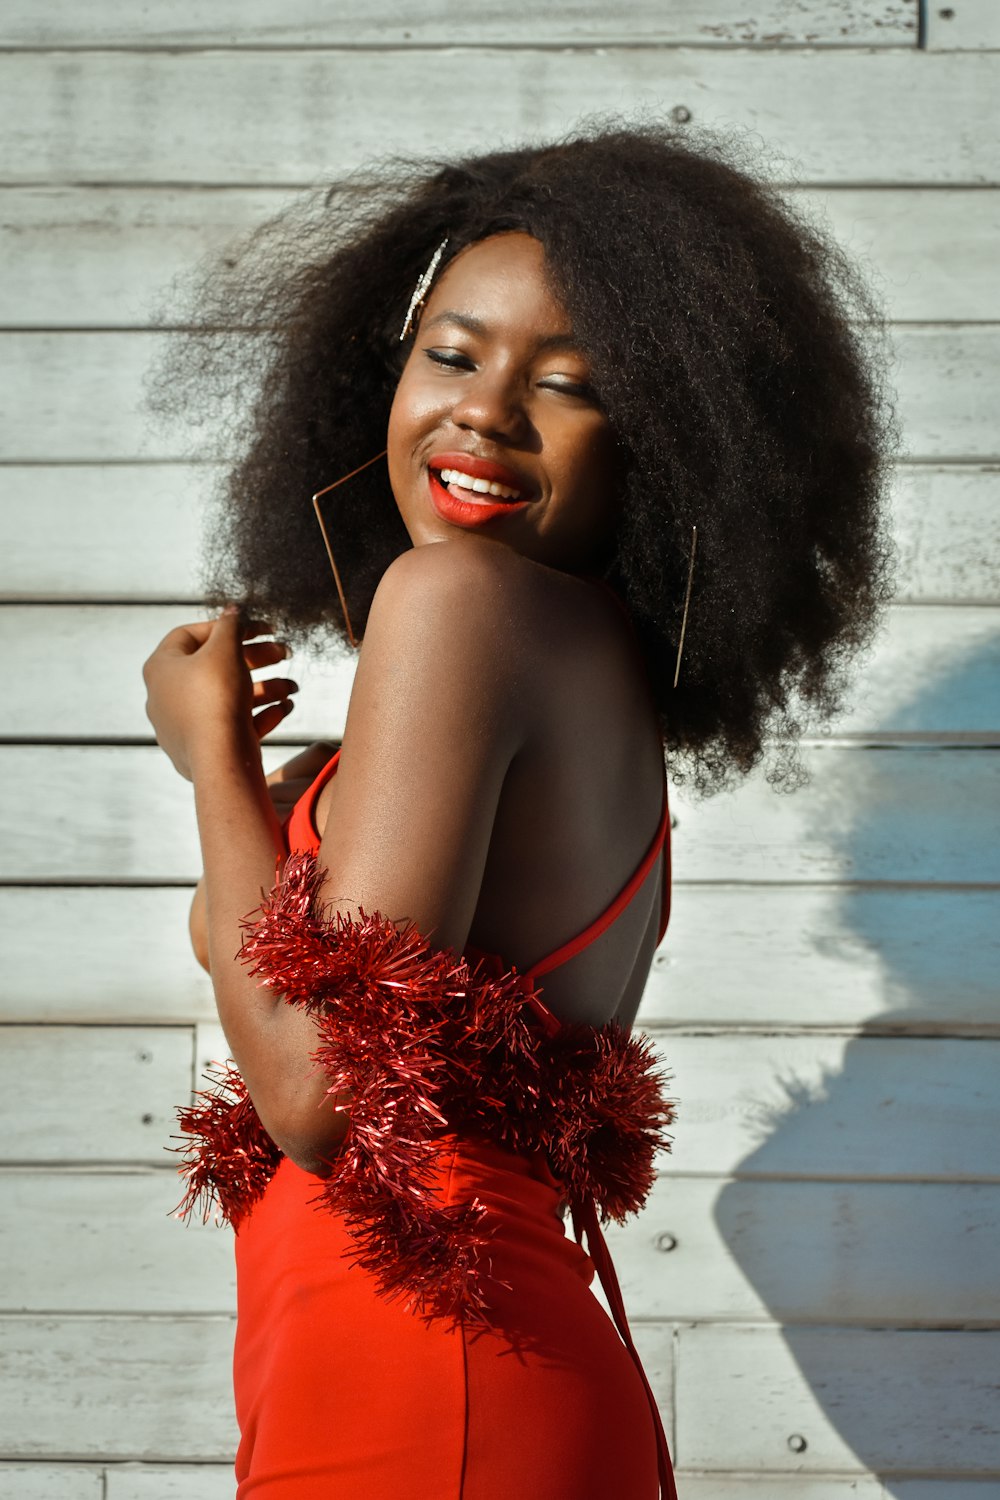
[[312, 449, 388, 647], [400, 239, 449, 341], [672, 525, 697, 689]]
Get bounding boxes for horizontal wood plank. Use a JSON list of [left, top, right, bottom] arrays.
[[2, 744, 996, 884], [0, 1466, 101, 1499], [5, 602, 996, 741], [29, 602, 1000, 737], [645, 884, 1000, 1033], [0, 1316, 237, 1461], [103, 1471, 235, 1500], [676, 1480, 998, 1498], [0, 1027, 193, 1165], [0, 887, 215, 1023], [0, 1170, 234, 1314], [659, 1033, 1000, 1180], [607, 1177, 1000, 1324], [195, 1020, 1000, 1182], [3, 883, 998, 1033], [674, 1325, 1000, 1472], [5, 1168, 997, 1326], [8, 184, 996, 328], [0, 0, 917, 49], [4, 326, 997, 463], [2, 463, 996, 604], [1, 51, 994, 190]]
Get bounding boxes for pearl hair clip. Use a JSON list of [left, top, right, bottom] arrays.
[[400, 239, 450, 340]]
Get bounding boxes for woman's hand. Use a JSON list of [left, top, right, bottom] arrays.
[[142, 607, 297, 781]]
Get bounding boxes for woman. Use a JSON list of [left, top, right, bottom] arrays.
[[143, 122, 894, 1499]]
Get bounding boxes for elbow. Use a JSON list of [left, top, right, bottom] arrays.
[[260, 1092, 352, 1177]]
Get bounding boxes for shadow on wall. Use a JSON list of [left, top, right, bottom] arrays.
[[712, 638, 1000, 1485]]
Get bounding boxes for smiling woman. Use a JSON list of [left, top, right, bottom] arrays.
[[143, 119, 896, 1500]]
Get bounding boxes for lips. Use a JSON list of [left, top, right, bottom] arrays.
[[426, 469, 530, 528], [426, 450, 537, 502]]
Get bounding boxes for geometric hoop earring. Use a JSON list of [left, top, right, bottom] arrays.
[[672, 524, 697, 689], [311, 448, 388, 648]]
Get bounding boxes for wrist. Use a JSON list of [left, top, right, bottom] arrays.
[[188, 720, 260, 782]]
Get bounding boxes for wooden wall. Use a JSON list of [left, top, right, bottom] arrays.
[[2, 3, 998, 1495]]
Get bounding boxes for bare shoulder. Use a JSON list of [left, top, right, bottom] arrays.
[[363, 539, 575, 684]]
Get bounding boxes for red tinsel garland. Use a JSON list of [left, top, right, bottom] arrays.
[[173, 850, 675, 1322]]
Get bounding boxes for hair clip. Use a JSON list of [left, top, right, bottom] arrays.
[[400, 239, 450, 341]]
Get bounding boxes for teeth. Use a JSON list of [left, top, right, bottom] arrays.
[[438, 467, 522, 501]]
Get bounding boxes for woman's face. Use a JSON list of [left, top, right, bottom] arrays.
[[387, 232, 619, 572]]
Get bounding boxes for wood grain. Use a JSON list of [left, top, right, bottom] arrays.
[[3, 883, 997, 1034], [2, 51, 994, 190], [3, 464, 996, 604], [0, 1316, 238, 1460], [2, 744, 997, 884], [0, 0, 918, 49], [5, 326, 997, 463], [0, 1027, 192, 1165], [5, 1169, 996, 1326], [7, 185, 995, 329], [674, 1325, 1000, 1471], [193, 1020, 1000, 1184], [4, 602, 995, 741]]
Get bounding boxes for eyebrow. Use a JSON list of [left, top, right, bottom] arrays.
[[421, 310, 583, 354]]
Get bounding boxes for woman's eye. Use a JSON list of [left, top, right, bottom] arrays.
[[540, 379, 595, 400], [425, 349, 474, 370]]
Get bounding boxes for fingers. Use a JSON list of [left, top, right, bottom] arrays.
[[251, 676, 298, 708], [252, 698, 296, 741]]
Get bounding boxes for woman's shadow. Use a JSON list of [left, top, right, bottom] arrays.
[[712, 635, 1000, 1483]]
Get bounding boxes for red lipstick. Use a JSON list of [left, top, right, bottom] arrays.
[[427, 469, 530, 528], [427, 451, 536, 497]]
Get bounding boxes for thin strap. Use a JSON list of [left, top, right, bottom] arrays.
[[292, 748, 342, 853], [572, 1192, 678, 1499], [524, 785, 670, 982]]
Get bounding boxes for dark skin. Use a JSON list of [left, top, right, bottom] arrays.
[[147, 233, 666, 1176]]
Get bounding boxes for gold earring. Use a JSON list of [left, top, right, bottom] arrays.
[[312, 449, 388, 647], [672, 525, 697, 689]]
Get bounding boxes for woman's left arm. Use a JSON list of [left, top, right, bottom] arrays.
[[143, 608, 342, 1159]]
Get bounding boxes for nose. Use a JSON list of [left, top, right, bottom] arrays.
[[448, 366, 530, 444]]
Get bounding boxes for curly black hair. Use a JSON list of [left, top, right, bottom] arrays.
[[148, 118, 897, 794]]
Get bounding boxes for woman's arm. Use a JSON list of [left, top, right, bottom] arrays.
[[147, 542, 527, 1174], [188, 741, 339, 974]]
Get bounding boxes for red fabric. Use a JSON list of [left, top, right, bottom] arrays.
[[233, 753, 676, 1498]]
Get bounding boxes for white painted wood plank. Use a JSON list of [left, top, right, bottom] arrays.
[[894, 326, 1000, 461], [677, 1480, 882, 1498], [675, 1325, 1000, 1472], [6, 186, 997, 329], [5, 327, 997, 464], [927, 1, 1000, 49], [3, 883, 997, 1033], [606, 1178, 1000, 1324], [0, 0, 917, 48], [2, 51, 996, 190], [644, 885, 1000, 1033], [0, 887, 216, 1023], [810, 188, 1000, 322], [0, 1316, 237, 1461], [104, 1470, 235, 1500], [3, 464, 996, 604], [7, 1170, 995, 1326], [0, 464, 212, 601], [2, 745, 996, 883], [0, 1467, 102, 1500], [0, 1170, 234, 1314], [195, 1021, 1000, 1182], [891, 466, 1000, 603], [0, 1027, 193, 1165], [5, 603, 995, 741], [660, 1034, 1000, 1180]]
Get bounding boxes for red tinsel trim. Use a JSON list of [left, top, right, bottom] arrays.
[[173, 850, 675, 1322]]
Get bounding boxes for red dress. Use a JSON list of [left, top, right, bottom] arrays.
[[185, 751, 677, 1499]]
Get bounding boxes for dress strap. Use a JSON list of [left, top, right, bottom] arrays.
[[571, 1192, 679, 1500]]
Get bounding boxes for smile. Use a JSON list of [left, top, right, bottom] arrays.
[[427, 468, 531, 528]]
